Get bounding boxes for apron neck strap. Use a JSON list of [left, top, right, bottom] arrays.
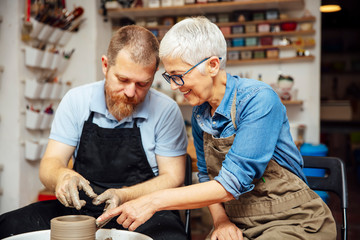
[[87, 111, 95, 122], [87, 111, 139, 128], [230, 91, 237, 130], [133, 118, 138, 128]]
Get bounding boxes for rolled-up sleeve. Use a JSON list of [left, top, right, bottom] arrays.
[[191, 112, 209, 182]]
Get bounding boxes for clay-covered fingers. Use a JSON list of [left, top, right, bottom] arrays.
[[55, 174, 73, 208], [55, 190, 71, 207], [92, 189, 121, 210], [78, 177, 97, 199], [93, 189, 113, 205], [55, 173, 97, 210], [67, 176, 82, 209]]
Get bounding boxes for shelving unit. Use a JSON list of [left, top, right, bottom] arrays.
[[149, 16, 315, 31], [107, 0, 314, 65], [21, 17, 76, 161], [282, 100, 303, 105], [105, 0, 305, 18], [227, 55, 314, 65], [227, 42, 314, 51], [105, 0, 310, 113]]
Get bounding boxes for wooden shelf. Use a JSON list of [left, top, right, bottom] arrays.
[[107, 0, 313, 66], [228, 43, 314, 51], [106, 0, 305, 19], [227, 55, 314, 65], [282, 100, 303, 105], [216, 16, 315, 27], [143, 16, 315, 30], [223, 29, 314, 39]]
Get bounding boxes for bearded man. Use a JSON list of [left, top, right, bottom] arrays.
[[0, 25, 188, 240]]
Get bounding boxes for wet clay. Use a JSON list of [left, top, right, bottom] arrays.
[[51, 215, 96, 240]]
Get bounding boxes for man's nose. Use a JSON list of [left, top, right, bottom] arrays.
[[124, 83, 136, 98]]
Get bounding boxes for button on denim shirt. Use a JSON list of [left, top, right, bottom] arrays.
[[192, 73, 307, 199]]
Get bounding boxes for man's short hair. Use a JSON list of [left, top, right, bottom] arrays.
[[107, 25, 160, 69]]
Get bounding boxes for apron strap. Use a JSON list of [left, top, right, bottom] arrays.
[[133, 118, 138, 128], [87, 111, 95, 122], [88, 111, 140, 129], [230, 91, 237, 130]]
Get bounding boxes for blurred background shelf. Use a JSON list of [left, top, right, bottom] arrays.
[[105, 0, 305, 18]]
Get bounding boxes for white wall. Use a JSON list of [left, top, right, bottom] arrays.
[[0, 0, 23, 213], [0, 0, 321, 213], [0, 0, 109, 213]]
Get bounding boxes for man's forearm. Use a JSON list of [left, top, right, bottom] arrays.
[[39, 156, 72, 192]]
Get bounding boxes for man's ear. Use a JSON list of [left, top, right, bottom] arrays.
[[101, 55, 108, 76]]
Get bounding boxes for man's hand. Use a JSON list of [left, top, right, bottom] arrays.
[[211, 218, 243, 240], [55, 171, 97, 210], [93, 188, 124, 211]]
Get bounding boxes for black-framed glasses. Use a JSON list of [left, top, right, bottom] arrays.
[[162, 57, 221, 86]]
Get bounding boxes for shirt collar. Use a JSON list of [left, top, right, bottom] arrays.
[[194, 73, 236, 121], [214, 73, 237, 120], [90, 79, 150, 122]]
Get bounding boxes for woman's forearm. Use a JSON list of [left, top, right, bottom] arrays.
[[153, 180, 234, 211]]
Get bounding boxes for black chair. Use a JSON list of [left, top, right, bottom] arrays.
[[303, 156, 348, 240], [184, 154, 193, 240]]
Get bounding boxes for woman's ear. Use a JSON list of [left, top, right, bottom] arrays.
[[208, 56, 220, 77], [101, 55, 108, 76]]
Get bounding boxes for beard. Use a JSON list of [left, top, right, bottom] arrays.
[[105, 81, 144, 121]]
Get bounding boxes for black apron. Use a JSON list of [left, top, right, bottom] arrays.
[[73, 111, 155, 214], [0, 111, 187, 240]]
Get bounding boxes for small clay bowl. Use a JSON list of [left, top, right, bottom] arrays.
[[51, 215, 96, 240]]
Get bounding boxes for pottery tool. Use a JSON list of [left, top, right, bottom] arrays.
[[21, 0, 33, 42]]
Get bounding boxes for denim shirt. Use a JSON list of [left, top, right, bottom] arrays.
[[192, 73, 307, 199]]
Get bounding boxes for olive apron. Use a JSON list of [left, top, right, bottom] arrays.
[[204, 98, 336, 240]]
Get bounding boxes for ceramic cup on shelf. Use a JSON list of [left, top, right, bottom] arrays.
[[37, 24, 56, 42], [40, 51, 55, 69], [25, 140, 43, 161], [24, 79, 44, 99], [40, 82, 55, 99], [29, 18, 45, 39], [24, 46, 44, 68], [25, 109, 43, 130]]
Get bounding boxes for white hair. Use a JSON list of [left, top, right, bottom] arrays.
[[159, 16, 227, 73]]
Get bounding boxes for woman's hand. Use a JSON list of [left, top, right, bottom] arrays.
[[96, 194, 157, 231], [210, 218, 243, 240]]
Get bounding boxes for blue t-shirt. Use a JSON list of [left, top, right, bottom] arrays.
[[192, 73, 306, 199], [50, 80, 188, 176]]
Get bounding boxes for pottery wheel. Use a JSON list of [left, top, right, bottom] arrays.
[[50, 215, 96, 240]]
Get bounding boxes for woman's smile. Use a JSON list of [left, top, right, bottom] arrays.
[[183, 89, 192, 95]]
